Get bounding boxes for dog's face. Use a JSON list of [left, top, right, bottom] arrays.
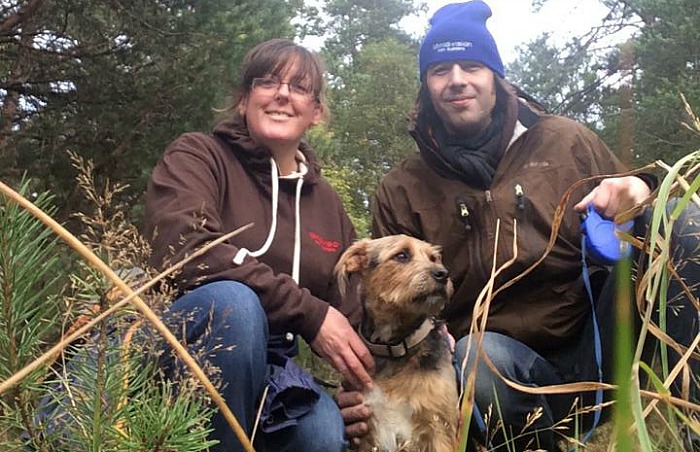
[[335, 235, 453, 340]]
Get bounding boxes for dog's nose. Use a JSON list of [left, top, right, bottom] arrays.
[[431, 268, 449, 284]]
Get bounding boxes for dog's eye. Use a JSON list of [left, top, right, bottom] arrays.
[[394, 250, 410, 263]]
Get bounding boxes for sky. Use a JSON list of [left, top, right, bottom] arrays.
[[402, 0, 614, 64], [301, 0, 628, 66]]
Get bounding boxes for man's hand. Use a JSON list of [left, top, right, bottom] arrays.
[[337, 385, 371, 449], [310, 306, 375, 390], [574, 175, 651, 219]]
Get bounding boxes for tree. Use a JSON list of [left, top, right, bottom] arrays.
[[309, 37, 419, 235], [507, 0, 641, 126], [620, 0, 700, 164], [507, 33, 617, 127], [299, 0, 418, 78], [300, 0, 422, 232], [1, 0, 298, 223], [509, 0, 699, 166]]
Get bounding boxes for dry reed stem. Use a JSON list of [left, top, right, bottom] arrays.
[[457, 158, 700, 448], [656, 160, 700, 208], [457, 219, 518, 449], [492, 163, 658, 300], [251, 383, 270, 444], [460, 219, 519, 392], [0, 180, 256, 452], [681, 93, 700, 135]]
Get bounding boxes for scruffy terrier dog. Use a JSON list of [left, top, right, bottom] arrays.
[[336, 235, 458, 452]]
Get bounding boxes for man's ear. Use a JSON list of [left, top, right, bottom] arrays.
[[334, 239, 370, 296]]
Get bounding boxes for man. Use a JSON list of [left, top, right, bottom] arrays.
[[339, 1, 699, 451]]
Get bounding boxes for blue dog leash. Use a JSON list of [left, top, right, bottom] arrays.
[[575, 205, 633, 448], [577, 234, 604, 447]]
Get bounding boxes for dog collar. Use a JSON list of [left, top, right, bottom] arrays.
[[360, 317, 437, 358]]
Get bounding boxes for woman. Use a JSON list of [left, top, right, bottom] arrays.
[[145, 39, 374, 452]]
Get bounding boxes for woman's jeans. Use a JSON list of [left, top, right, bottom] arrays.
[[160, 280, 346, 452], [454, 203, 700, 451]]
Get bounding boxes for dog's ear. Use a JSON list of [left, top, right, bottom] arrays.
[[334, 239, 370, 296]]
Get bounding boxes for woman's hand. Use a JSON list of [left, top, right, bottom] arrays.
[[310, 306, 375, 390], [574, 175, 651, 219]]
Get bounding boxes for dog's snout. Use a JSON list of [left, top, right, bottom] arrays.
[[431, 267, 448, 284]]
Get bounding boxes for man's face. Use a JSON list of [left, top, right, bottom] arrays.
[[425, 60, 497, 136]]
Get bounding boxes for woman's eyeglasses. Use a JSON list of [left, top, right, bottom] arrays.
[[252, 77, 314, 98]]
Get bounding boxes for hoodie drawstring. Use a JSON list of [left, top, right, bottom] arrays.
[[291, 176, 303, 283], [233, 157, 304, 284]]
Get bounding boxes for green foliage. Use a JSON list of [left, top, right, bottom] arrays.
[[118, 379, 216, 452], [1, 0, 298, 224], [321, 160, 371, 237], [509, 0, 700, 167], [319, 38, 419, 232], [0, 180, 63, 380], [0, 179, 66, 443], [627, 0, 700, 165], [29, 322, 215, 451], [330, 38, 419, 174], [0, 171, 215, 450], [300, 1, 421, 230]]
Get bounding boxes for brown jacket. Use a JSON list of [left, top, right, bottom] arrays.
[[372, 101, 627, 352], [146, 117, 360, 343]]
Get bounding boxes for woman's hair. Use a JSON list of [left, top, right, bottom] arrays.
[[224, 38, 328, 122]]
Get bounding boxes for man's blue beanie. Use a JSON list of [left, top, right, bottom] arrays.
[[418, 1, 504, 79]]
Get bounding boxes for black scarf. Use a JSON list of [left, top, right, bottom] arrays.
[[434, 106, 506, 189]]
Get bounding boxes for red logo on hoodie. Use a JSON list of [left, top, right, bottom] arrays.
[[309, 232, 340, 253]]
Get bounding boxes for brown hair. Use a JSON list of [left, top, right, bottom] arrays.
[[225, 39, 328, 122]]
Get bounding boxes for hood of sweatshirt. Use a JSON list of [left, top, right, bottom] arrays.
[[212, 116, 323, 188]]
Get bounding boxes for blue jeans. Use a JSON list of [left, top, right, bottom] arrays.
[[161, 281, 346, 452], [454, 333, 570, 451]]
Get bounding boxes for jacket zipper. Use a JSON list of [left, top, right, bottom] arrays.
[[455, 196, 490, 285], [455, 198, 472, 231]]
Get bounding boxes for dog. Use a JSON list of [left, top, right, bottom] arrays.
[[335, 234, 458, 452]]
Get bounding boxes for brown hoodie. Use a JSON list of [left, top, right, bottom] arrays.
[[145, 117, 360, 343]]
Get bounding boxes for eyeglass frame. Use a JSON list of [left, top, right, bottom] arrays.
[[251, 76, 316, 100]]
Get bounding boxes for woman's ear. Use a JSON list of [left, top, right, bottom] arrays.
[[310, 103, 324, 126], [237, 96, 248, 118]]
